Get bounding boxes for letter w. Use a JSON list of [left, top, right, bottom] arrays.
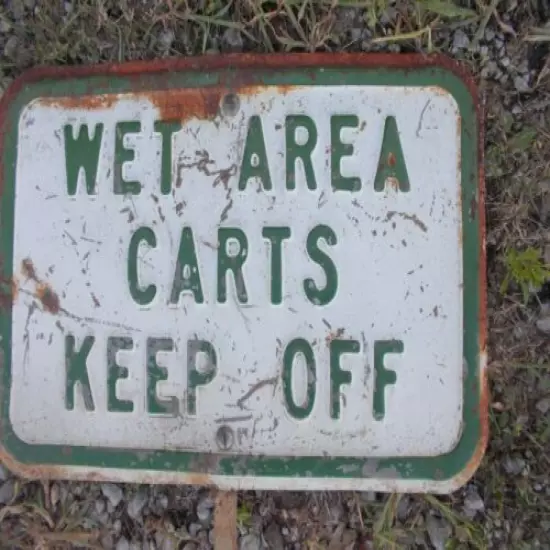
[[64, 123, 104, 195]]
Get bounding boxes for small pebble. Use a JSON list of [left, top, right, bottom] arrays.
[[128, 489, 148, 521], [397, 495, 411, 522], [503, 456, 525, 475], [9, 0, 24, 19], [514, 75, 531, 93], [113, 519, 122, 536], [222, 28, 243, 52], [3, 36, 19, 59], [188, 523, 202, 537], [158, 494, 169, 509], [536, 317, 550, 334], [360, 491, 377, 503], [197, 495, 214, 524], [536, 397, 550, 414], [239, 533, 261, 550], [463, 486, 485, 519], [0, 479, 15, 504], [101, 483, 123, 508], [0, 20, 11, 34], [350, 28, 362, 42], [485, 28, 496, 41], [158, 29, 175, 50], [50, 483, 60, 508], [95, 498, 106, 515], [0, 464, 8, 482], [116, 537, 131, 550], [333, 7, 357, 34], [426, 514, 452, 550], [452, 29, 470, 50], [264, 522, 284, 550]]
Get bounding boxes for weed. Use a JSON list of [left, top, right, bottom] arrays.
[[500, 247, 550, 303], [236, 501, 253, 528]]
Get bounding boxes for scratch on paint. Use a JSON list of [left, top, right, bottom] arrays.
[[385, 211, 428, 233], [416, 99, 432, 137], [236, 376, 278, 409], [215, 415, 253, 423]]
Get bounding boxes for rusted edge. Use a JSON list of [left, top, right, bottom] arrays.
[[441, 69, 488, 494], [0, 53, 487, 490]]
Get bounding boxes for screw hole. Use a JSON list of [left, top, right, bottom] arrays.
[[221, 93, 240, 117]]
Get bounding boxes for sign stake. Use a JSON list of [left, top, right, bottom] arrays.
[[213, 490, 237, 549]]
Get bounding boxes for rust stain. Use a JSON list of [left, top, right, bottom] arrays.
[[36, 84, 297, 125], [237, 84, 296, 98], [452, 352, 489, 490], [21, 258, 61, 314], [0, 441, 217, 486], [469, 195, 477, 221], [36, 283, 60, 314], [325, 327, 345, 344], [21, 258, 38, 282], [387, 152, 396, 167], [10, 277, 18, 303], [144, 88, 221, 123], [0, 275, 17, 311], [386, 177, 400, 192], [38, 87, 223, 125], [38, 94, 121, 110]]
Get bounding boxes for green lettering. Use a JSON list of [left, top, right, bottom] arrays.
[[147, 337, 177, 415], [217, 228, 248, 303], [304, 224, 338, 306], [331, 115, 361, 192], [374, 116, 410, 192], [128, 227, 156, 306], [187, 340, 217, 415], [170, 227, 204, 305], [238, 115, 272, 191], [282, 338, 316, 420], [107, 337, 133, 413], [262, 227, 291, 305], [373, 340, 402, 420], [154, 121, 180, 195], [65, 334, 95, 411], [285, 115, 317, 190], [64, 123, 103, 195], [330, 339, 360, 419], [114, 121, 141, 195]]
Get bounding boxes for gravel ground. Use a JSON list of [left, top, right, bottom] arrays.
[[1, 0, 550, 548]]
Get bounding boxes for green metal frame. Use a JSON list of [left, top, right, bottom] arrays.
[[0, 59, 483, 484]]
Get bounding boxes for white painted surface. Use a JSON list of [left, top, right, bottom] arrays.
[[10, 85, 463, 458]]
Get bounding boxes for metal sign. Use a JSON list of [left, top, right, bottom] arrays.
[[0, 55, 486, 492]]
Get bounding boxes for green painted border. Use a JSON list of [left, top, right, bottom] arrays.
[[0, 62, 481, 482]]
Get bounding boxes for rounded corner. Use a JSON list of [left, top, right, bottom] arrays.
[[0, 437, 36, 482], [0, 67, 49, 119], [438, 430, 488, 495]]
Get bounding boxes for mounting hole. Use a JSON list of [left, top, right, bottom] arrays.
[[221, 93, 240, 117]]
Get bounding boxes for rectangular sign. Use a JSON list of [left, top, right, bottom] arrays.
[[0, 55, 486, 492]]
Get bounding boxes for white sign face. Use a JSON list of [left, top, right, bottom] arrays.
[[0, 60, 485, 492]]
